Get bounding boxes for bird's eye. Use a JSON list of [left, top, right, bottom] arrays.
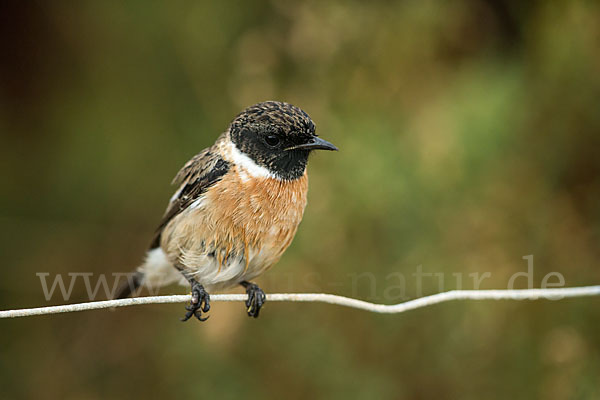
[[264, 135, 280, 147]]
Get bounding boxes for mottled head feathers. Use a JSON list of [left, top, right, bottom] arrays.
[[229, 101, 336, 180]]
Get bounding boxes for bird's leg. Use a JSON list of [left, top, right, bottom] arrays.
[[240, 281, 266, 318], [176, 266, 210, 322], [182, 281, 210, 322]]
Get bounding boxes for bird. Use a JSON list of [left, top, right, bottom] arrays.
[[115, 101, 337, 321]]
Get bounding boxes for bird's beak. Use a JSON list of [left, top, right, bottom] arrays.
[[285, 136, 338, 151]]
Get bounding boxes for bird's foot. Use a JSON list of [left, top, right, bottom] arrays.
[[242, 281, 266, 318], [181, 282, 210, 322]]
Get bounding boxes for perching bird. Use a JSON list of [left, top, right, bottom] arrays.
[[115, 101, 337, 321]]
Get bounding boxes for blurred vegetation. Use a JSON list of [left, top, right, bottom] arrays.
[[1, 1, 599, 399]]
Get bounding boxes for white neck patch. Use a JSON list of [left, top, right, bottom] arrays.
[[227, 141, 279, 180]]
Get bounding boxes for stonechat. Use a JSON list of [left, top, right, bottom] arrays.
[[116, 101, 337, 321]]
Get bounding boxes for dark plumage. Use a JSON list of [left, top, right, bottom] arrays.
[[149, 152, 230, 249], [229, 101, 335, 180]]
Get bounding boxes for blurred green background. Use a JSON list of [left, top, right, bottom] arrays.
[[1, 1, 599, 399]]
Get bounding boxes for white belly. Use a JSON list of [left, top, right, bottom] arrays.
[[138, 245, 275, 292]]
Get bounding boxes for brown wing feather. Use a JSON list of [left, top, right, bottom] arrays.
[[149, 135, 230, 249]]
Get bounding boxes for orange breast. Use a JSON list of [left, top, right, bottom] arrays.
[[162, 168, 308, 275], [208, 168, 308, 260]]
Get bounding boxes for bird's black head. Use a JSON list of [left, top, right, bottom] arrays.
[[229, 101, 337, 180]]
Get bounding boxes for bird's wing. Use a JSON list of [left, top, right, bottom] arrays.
[[149, 137, 230, 249]]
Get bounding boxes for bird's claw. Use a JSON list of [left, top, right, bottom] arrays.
[[181, 282, 210, 322], [244, 283, 266, 318]]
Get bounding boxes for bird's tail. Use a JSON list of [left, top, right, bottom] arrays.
[[113, 247, 180, 299], [114, 271, 144, 299]]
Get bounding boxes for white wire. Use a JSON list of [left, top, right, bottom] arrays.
[[1, 285, 599, 318]]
